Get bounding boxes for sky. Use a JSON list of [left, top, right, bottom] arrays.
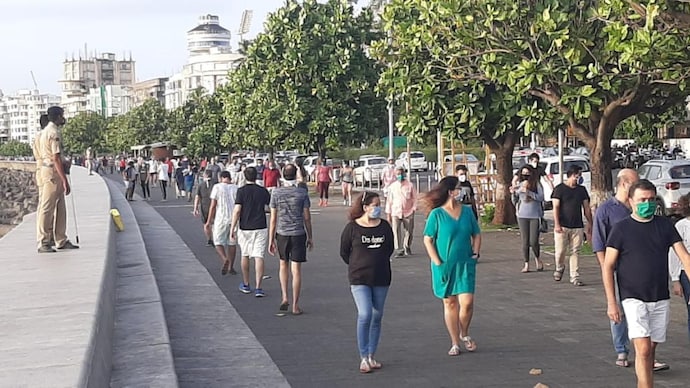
[[0, 0, 292, 95]]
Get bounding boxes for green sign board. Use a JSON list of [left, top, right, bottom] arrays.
[[382, 136, 408, 148]]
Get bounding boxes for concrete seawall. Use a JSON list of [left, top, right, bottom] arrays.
[[0, 164, 116, 387]]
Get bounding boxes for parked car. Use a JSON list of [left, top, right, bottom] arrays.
[[442, 154, 483, 176], [638, 159, 690, 218], [538, 155, 592, 209], [397, 151, 428, 172], [354, 156, 388, 185]]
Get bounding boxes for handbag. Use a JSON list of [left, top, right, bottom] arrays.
[[539, 217, 548, 233]]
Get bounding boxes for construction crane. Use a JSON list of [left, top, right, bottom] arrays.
[[237, 10, 253, 43], [30, 71, 39, 90]]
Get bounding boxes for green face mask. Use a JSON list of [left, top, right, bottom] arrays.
[[636, 201, 656, 218]]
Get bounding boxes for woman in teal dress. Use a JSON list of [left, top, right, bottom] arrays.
[[423, 176, 482, 356]]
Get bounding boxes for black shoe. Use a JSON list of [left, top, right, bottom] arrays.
[[206, 239, 213, 246], [57, 241, 80, 250], [38, 245, 56, 253], [395, 250, 405, 258]]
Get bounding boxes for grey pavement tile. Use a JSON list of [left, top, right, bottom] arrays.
[[115, 273, 162, 305], [110, 344, 178, 388]]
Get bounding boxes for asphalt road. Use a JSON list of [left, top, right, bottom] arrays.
[[109, 173, 690, 388]]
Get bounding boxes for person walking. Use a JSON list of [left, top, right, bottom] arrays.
[[603, 179, 690, 388], [341, 162, 354, 206], [315, 159, 333, 207], [339, 191, 394, 373], [381, 158, 397, 199], [184, 165, 196, 201], [268, 164, 313, 316], [136, 158, 150, 200], [158, 159, 169, 201], [148, 157, 159, 187], [512, 165, 545, 273], [552, 165, 592, 286], [231, 167, 271, 297], [455, 165, 479, 219], [668, 193, 690, 342], [262, 160, 281, 193], [206, 171, 239, 276], [35, 106, 79, 253], [124, 160, 138, 201], [85, 147, 93, 175], [193, 169, 215, 246], [422, 176, 481, 356], [385, 166, 418, 257]]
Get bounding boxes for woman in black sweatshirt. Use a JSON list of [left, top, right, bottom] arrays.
[[340, 191, 394, 373]]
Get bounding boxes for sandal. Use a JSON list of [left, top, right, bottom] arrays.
[[553, 268, 564, 281], [275, 302, 289, 317], [367, 356, 382, 369], [359, 358, 372, 373], [461, 336, 477, 352], [615, 354, 629, 368], [221, 260, 230, 276], [448, 344, 461, 356], [521, 265, 530, 273], [535, 259, 544, 271], [653, 361, 670, 372], [571, 279, 585, 287]]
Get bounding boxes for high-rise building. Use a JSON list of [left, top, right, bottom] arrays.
[[0, 89, 60, 143], [165, 15, 243, 110], [59, 52, 136, 117], [86, 85, 133, 117], [131, 77, 168, 107]]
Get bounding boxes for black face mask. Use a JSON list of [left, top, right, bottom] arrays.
[[520, 175, 530, 181]]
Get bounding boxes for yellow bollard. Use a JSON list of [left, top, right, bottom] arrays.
[[110, 209, 125, 232]]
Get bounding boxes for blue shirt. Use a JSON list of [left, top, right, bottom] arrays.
[[592, 197, 631, 253]]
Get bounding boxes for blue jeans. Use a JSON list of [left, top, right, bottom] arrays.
[[680, 270, 690, 341], [610, 275, 629, 354], [351, 285, 389, 358]]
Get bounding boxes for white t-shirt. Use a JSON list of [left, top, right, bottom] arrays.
[[210, 182, 239, 226], [149, 160, 159, 173], [158, 163, 169, 181]]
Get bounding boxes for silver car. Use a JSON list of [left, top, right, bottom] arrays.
[[638, 159, 690, 217]]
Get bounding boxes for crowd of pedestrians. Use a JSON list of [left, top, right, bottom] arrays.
[[105, 149, 689, 385]]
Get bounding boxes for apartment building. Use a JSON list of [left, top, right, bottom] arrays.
[[0, 89, 60, 143], [164, 15, 243, 110], [86, 85, 133, 117], [132, 77, 168, 107], [59, 52, 136, 117]]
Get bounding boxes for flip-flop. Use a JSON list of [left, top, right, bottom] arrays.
[[275, 302, 289, 317], [291, 309, 303, 316], [553, 268, 564, 281], [221, 260, 230, 276], [448, 344, 461, 356], [653, 361, 670, 372], [461, 336, 477, 352]]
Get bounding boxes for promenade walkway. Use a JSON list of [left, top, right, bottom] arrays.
[[114, 177, 690, 388]]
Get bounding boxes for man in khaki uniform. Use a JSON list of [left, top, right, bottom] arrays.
[[36, 106, 79, 253], [32, 114, 53, 245]]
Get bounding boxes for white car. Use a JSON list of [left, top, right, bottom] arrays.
[[397, 151, 427, 172], [354, 156, 388, 185], [638, 159, 690, 217], [442, 154, 482, 176], [537, 155, 592, 209]]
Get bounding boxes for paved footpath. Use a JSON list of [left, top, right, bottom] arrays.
[[116, 177, 690, 388]]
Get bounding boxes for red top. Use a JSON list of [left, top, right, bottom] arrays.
[[263, 168, 281, 188], [166, 160, 174, 175], [119, 159, 126, 168], [317, 166, 332, 183]]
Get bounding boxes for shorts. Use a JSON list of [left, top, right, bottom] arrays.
[[238, 229, 268, 258], [621, 298, 670, 343], [276, 234, 307, 263], [213, 222, 236, 246]]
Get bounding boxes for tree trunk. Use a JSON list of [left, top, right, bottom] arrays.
[[488, 136, 518, 225], [589, 132, 615, 207], [317, 134, 327, 160]]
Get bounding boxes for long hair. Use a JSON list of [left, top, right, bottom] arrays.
[[420, 176, 459, 213], [349, 191, 379, 221], [520, 165, 539, 193]]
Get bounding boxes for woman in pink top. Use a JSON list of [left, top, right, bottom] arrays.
[[315, 159, 333, 207]]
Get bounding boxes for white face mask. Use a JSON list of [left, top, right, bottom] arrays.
[[458, 175, 467, 182]]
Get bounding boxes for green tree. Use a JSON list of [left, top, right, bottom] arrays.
[[223, 0, 386, 158], [187, 90, 227, 158], [391, 0, 690, 204], [61, 112, 108, 155], [0, 140, 32, 157], [373, 0, 556, 224], [104, 99, 169, 154]]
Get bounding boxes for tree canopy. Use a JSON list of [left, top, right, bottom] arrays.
[[61, 112, 108, 155], [222, 0, 387, 158], [378, 0, 690, 203], [0, 140, 32, 157]]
